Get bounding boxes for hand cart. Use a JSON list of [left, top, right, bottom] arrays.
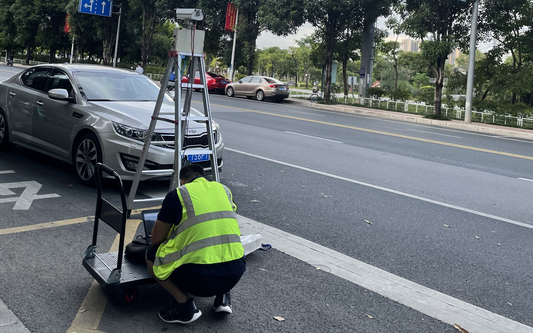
[[82, 163, 154, 303]]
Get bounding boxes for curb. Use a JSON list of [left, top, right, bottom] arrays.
[[287, 98, 533, 141], [0, 299, 30, 333]]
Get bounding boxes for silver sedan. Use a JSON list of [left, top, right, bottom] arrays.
[[0, 64, 224, 186]]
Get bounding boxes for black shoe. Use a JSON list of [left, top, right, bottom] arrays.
[[159, 299, 202, 324], [213, 292, 232, 314]]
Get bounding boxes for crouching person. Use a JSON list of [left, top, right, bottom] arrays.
[[146, 164, 246, 324]]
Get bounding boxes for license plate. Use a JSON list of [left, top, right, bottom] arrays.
[[279, 87, 286, 91], [221, 81, 227, 84], [187, 154, 209, 162]]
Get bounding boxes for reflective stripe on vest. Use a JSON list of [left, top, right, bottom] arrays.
[[154, 234, 241, 267]]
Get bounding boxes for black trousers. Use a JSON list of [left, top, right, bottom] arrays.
[[147, 244, 244, 297]]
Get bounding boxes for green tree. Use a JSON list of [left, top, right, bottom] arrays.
[[398, 0, 472, 116], [479, 0, 533, 104], [397, 51, 431, 80], [0, 0, 17, 58], [379, 40, 401, 90], [263, 0, 393, 102], [12, 0, 42, 64]]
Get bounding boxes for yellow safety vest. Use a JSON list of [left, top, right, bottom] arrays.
[[153, 177, 244, 280]]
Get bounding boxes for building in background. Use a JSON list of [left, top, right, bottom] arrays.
[[401, 38, 420, 52], [447, 49, 462, 67]]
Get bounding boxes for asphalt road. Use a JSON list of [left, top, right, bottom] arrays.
[[1, 65, 533, 332]]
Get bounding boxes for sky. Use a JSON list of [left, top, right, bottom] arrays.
[[256, 18, 388, 50], [256, 23, 316, 49]]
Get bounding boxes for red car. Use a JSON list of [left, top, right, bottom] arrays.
[[181, 72, 231, 94]]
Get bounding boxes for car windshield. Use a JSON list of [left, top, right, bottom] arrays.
[[265, 78, 283, 84], [73, 72, 167, 101]]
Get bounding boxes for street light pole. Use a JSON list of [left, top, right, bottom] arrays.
[[113, 4, 122, 68], [229, 10, 239, 82], [464, 0, 479, 123]]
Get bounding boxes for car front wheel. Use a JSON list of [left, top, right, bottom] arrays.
[[74, 133, 102, 186], [226, 87, 234, 97], [256, 90, 265, 101], [0, 109, 13, 151]]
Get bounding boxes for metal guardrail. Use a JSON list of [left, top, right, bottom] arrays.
[[359, 98, 533, 130], [1, 56, 50, 65]]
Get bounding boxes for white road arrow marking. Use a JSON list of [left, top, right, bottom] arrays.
[[0, 181, 61, 210]]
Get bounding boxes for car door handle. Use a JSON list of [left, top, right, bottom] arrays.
[[9, 91, 15, 97], [36, 101, 44, 106]]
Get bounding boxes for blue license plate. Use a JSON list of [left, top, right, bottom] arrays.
[[221, 81, 227, 84], [279, 87, 286, 91], [188, 154, 209, 162]]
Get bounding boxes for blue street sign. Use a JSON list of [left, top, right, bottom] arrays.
[[78, 0, 113, 17]]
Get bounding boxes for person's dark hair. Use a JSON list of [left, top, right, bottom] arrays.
[[179, 164, 205, 182], [138, 62, 142, 66]]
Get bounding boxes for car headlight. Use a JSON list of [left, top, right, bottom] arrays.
[[212, 121, 221, 144], [112, 122, 161, 142]]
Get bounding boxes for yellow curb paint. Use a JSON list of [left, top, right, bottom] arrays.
[[66, 218, 143, 333], [0, 204, 160, 332], [0, 206, 159, 235], [207, 101, 533, 161]]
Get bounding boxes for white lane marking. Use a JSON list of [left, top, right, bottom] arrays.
[[237, 215, 533, 333], [0, 170, 15, 175], [0, 181, 61, 210], [284, 131, 343, 143], [408, 129, 462, 138], [227, 148, 533, 230], [518, 178, 533, 182], [489, 136, 533, 144]]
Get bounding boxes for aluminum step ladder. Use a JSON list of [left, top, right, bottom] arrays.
[[126, 30, 219, 213]]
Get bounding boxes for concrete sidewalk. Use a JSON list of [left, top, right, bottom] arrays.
[[287, 97, 533, 141]]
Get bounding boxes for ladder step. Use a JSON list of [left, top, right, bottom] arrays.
[[181, 83, 206, 89], [184, 116, 209, 122], [177, 52, 205, 57], [133, 197, 165, 203], [152, 116, 177, 124]]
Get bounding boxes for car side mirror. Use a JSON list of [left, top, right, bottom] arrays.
[[48, 88, 73, 102], [238, 80, 242, 83]]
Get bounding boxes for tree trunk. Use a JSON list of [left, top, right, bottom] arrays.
[[394, 60, 398, 90], [48, 45, 56, 63], [25, 47, 32, 65], [141, 1, 157, 68], [342, 56, 348, 97], [323, 25, 335, 102], [482, 88, 490, 100], [433, 60, 445, 116]]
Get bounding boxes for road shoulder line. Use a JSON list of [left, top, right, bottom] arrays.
[[238, 215, 533, 333]]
